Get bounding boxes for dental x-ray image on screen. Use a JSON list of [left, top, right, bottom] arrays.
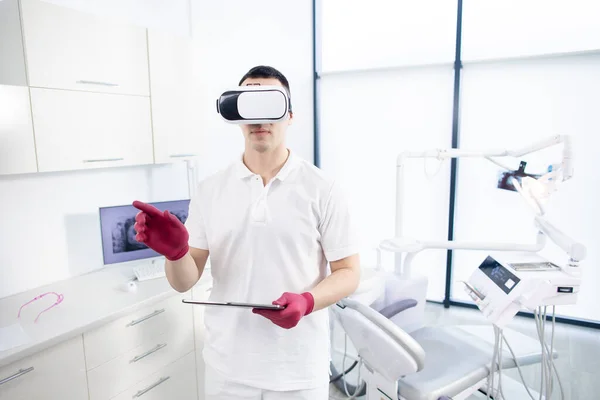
[[99, 199, 190, 265]]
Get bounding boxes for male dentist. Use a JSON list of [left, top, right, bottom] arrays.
[[133, 65, 361, 399]]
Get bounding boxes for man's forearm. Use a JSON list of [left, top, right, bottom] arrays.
[[309, 256, 361, 312], [164, 252, 200, 293]]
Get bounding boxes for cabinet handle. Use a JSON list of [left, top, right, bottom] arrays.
[[132, 376, 170, 398], [170, 154, 198, 158], [83, 158, 124, 163], [129, 343, 167, 363], [126, 308, 165, 327], [76, 80, 119, 87], [0, 367, 34, 386]]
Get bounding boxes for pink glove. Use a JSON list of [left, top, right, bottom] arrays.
[[252, 292, 315, 329], [132, 200, 189, 261]]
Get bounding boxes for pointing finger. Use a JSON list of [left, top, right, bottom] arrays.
[[132, 201, 162, 218]]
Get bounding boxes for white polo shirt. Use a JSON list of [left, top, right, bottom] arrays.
[[184, 149, 359, 391]]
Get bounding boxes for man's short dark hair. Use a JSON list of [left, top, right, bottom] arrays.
[[238, 65, 292, 112]]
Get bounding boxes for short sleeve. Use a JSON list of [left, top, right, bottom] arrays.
[[318, 181, 361, 262], [185, 194, 209, 250]]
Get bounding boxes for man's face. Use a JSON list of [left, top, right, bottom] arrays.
[[239, 77, 292, 153]]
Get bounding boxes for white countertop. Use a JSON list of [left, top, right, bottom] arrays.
[[0, 264, 212, 369]]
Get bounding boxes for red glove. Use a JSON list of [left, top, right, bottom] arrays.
[[252, 292, 315, 329], [132, 200, 189, 261]]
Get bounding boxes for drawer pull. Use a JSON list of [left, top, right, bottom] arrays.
[[76, 80, 119, 87], [0, 367, 34, 386], [126, 308, 165, 327], [130, 343, 167, 363], [132, 376, 170, 398], [83, 157, 124, 163], [170, 153, 197, 158]]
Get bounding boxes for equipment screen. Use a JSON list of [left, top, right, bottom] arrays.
[[478, 256, 521, 294]]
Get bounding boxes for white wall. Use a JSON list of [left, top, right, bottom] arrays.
[[0, 0, 315, 299], [189, 0, 314, 175]]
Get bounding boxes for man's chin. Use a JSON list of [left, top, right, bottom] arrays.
[[251, 143, 270, 153]]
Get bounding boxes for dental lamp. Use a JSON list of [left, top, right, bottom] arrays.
[[379, 134, 583, 277]]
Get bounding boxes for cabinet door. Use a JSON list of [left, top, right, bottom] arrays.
[[0, 336, 88, 400], [147, 30, 203, 163], [0, 0, 27, 86], [31, 88, 154, 173], [0, 85, 37, 175], [20, 0, 149, 96]]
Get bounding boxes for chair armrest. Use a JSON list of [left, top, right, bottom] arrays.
[[377, 298, 418, 319]]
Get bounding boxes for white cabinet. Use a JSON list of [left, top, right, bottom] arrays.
[[84, 294, 191, 370], [0, 336, 88, 400], [147, 30, 204, 163], [0, 0, 27, 86], [30, 88, 154, 173], [20, 0, 150, 96], [110, 351, 198, 400], [0, 85, 37, 175], [87, 321, 195, 400]]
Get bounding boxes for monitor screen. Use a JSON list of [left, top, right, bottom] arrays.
[[99, 199, 190, 265]]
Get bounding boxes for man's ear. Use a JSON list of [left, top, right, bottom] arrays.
[[288, 111, 294, 126]]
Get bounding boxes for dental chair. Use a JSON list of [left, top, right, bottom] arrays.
[[330, 296, 552, 400]]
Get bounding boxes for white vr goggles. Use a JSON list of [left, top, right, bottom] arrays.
[[216, 85, 291, 124]]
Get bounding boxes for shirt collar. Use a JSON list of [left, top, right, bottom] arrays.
[[235, 149, 298, 182]]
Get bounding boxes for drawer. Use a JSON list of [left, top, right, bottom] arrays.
[[84, 294, 191, 370], [110, 351, 197, 400], [87, 326, 195, 400], [0, 336, 88, 400]]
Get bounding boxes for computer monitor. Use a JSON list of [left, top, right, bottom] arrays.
[[99, 199, 191, 265]]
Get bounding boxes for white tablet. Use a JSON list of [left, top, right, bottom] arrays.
[[182, 299, 285, 310]]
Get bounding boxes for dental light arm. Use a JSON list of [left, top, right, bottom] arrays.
[[534, 216, 587, 267], [384, 135, 578, 276]]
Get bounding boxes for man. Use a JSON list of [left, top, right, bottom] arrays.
[[132, 65, 360, 399]]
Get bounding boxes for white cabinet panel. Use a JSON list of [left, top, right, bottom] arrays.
[[30, 88, 153, 173], [84, 294, 192, 370], [0, 0, 27, 86], [147, 29, 204, 164], [0, 85, 37, 175], [87, 327, 195, 400], [0, 336, 88, 400], [110, 351, 197, 400], [20, 0, 150, 96]]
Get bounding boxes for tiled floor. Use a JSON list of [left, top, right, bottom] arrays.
[[329, 302, 600, 400]]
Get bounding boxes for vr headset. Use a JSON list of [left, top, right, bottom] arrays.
[[216, 85, 291, 124]]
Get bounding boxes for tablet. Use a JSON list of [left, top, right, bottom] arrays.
[[181, 299, 285, 310]]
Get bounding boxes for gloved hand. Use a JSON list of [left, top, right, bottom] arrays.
[[132, 200, 189, 261], [252, 292, 315, 329]]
